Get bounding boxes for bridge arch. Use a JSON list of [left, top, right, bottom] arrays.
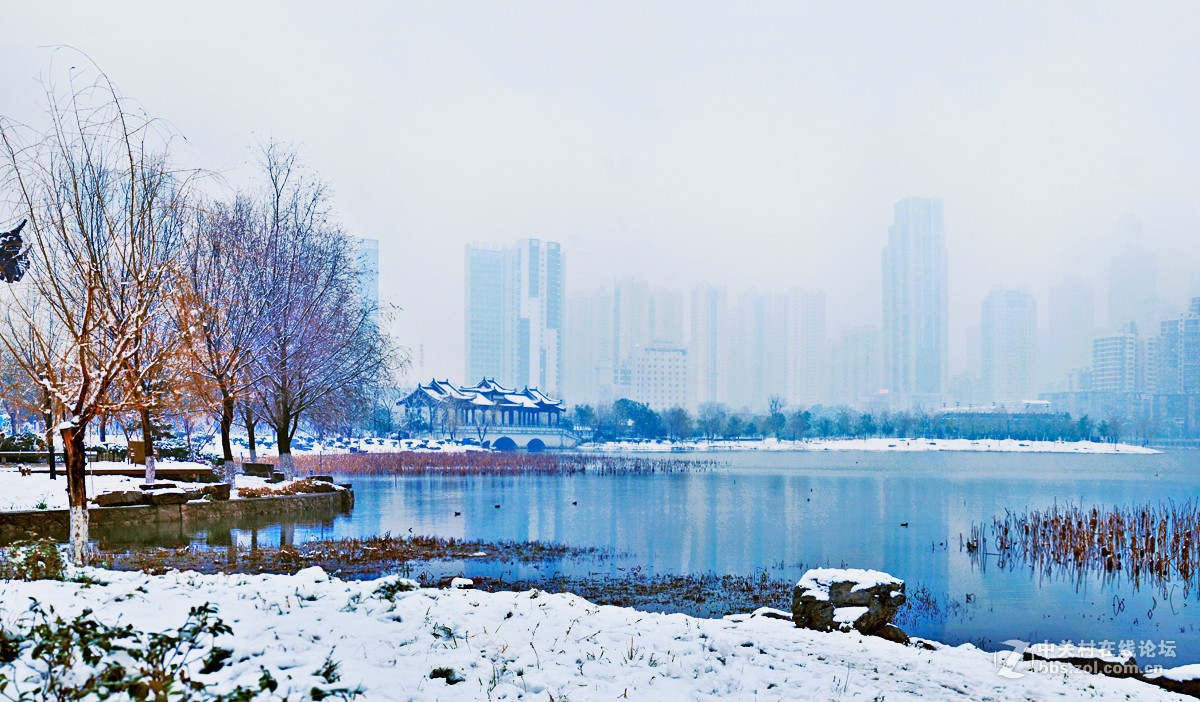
[[526, 438, 546, 453], [492, 436, 518, 452]]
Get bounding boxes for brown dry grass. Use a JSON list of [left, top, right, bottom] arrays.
[[236, 478, 343, 499], [98, 534, 608, 578], [258, 451, 718, 476]]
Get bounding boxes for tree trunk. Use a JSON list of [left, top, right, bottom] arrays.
[[140, 407, 155, 485], [61, 425, 88, 565], [277, 422, 294, 478], [44, 388, 56, 480], [220, 394, 235, 461], [246, 413, 257, 463]]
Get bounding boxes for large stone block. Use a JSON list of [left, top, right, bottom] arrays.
[[94, 491, 145, 507], [792, 568, 907, 643]]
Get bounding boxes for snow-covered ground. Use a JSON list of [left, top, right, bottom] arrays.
[[0, 462, 288, 512], [0, 566, 1185, 701], [583, 437, 1161, 454]]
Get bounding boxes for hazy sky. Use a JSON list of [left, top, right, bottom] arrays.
[[4, 2, 1200, 381]]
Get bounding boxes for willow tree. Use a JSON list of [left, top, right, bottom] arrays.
[[0, 67, 190, 563], [250, 143, 396, 477]]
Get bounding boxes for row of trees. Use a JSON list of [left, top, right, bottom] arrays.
[[0, 63, 400, 562], [573, 397, 1134, 445]]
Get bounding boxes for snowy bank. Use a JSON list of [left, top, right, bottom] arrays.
[[582, 437, 1160, 454], [0, 567, 1185, 700], [0, 462, 298, 512]]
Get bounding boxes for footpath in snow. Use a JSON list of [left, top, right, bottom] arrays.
[[583, 437, 1161, 454], [0, 567, 1186, 701]]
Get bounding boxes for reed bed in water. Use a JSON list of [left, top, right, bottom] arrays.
[[987, 500, 1200, 590], [263, 451, 720, 476]]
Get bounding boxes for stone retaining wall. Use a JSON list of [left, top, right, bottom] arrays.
[[0, 490, 354, 536]]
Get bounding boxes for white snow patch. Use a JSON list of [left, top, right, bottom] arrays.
[[0, 568, 1179, 701]]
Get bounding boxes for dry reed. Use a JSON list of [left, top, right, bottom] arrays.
[[982, 500, 1200, 595], [259, 451, 719, 476]]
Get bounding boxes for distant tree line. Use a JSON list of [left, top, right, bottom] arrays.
[[568, 395, 1137, 445]]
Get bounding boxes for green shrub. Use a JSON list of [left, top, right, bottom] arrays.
[[0, 539, 65, 581]]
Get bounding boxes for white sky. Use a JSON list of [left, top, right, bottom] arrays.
[[3, 1, 1199, 381]]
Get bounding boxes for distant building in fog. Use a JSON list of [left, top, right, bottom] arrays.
[[1045, 275, 1095, 391], [1108, 240, 1157, 333], [630, 345, 688, 410], [981, 288, 1037, 402], [464, 239, 563, 394], [830, 325, 882, 410], [1091, 325, 1143, 394], [689, 283, 727, 407], [882, 196, 948, 408]]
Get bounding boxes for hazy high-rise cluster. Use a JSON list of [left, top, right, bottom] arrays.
[[464, 198, 1200, 436], [464, 240, 564, 393]]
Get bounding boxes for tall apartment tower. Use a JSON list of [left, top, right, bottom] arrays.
[[689, 284, 727, 408], [882, 197, 948, 408], [1046, 275, 1095, 388], [980, 288, 1037, 402], [464, 239, 564, 394], [464, 244, 508, 384], [356, 238, 380, 323], [1092, 324, 1143, 393]]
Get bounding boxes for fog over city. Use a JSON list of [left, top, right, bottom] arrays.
[[4, 1, 1200, 391]]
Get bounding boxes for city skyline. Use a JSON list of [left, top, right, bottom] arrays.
[[6, 4, 1199, 389]]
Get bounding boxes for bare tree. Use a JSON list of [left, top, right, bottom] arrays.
[[173, 196, 272, 478], [249, 143, 397, 477], [0, 65, 191, 563]]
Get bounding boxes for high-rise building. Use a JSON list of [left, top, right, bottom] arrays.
[[784, 289, 827, 406], [830, 326, 883, 410], [882, 197, 948, 408], [689, 284, 727, 408], [1108, 240, 1157, 333], [463, 239, 564, 394], [727, 289, 767, 410], [464, 243, 508, 383], [356, 238, 379, 322], [649, 288, 685, 347], [1153, 297, 1200, 395], [980, 288, 1037, 402], [1092, 325, 1143, 393], [630, 346, 688, 410], [1046, 276, 1095, 390], [563, 289, 614, 407], [614, 277, 650, 372]]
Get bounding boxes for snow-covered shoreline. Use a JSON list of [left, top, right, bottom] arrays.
[[581, 437, 1161, 454], [0, 461, 293, 512], [0, 566, 1185, 701]]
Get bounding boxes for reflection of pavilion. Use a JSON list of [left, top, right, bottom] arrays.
[[398, 378, 577, 449]]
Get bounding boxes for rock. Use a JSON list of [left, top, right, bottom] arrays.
[[143, 489, 187, 506], [436, 576, 475, 589], [875, 624, 910, 645], [791, 568, 907, 642], [94, 490, 145, 507], [311, 475, 335, 483], [1142, 665, 1200, 696], [1024, 642, 1139, 678], [242, 462, 273, 477], [138, 482, 176, 490], [201, 483, 231, 500], [268, 471, 286, 483], [182, 489, 204, 501]]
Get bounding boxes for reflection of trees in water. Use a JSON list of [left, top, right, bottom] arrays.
[[968, 501, 1200, 600]]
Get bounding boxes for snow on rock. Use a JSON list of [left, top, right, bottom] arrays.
[[793, 568, 909, 644], [0, 568, 1183, 701], [0, 464, 281, 512], [1023, 641, 1140, 678]]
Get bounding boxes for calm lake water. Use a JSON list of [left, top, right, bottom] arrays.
[[124, 449, 1200, 664]]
